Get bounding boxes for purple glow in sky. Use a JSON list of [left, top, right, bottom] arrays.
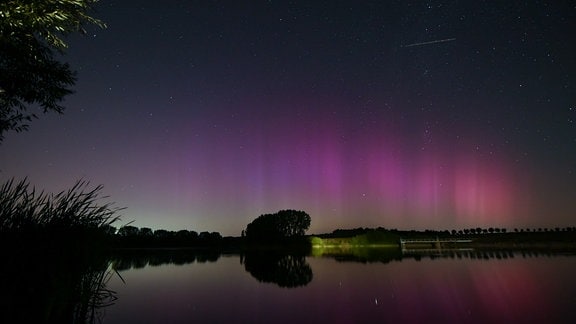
[[0, 1, 574, 235]]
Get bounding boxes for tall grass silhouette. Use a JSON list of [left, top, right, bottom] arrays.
[[0, 178, 123, 323], [0, 178, 122, 233]]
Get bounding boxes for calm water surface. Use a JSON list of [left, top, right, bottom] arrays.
[[103, 252, 576, 323]]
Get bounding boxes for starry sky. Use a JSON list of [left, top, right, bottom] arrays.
[[1, 1, 575, 236]]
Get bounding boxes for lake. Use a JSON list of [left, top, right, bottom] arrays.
[[99, 250, 576, 323]]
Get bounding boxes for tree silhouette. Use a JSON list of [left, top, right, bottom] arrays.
[[198, 231, 222, 244], [101, 224, 116, 236], [0, 0, 105, 142], [153, 229, 171, 239], [176, 229, 198, 244], [245, 209, 311, 243], [139, 227, 153, 237], [118, 225, 139, 237]]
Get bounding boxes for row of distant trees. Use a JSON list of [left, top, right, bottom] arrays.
[[102, 225, 222, 247], [96, 209, 312, 247], [447, 227, 576, 236], [327, 226, 576, 240], [105, 221, 576, 247]]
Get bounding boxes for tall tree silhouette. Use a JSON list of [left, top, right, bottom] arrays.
[[245, 210, 311, 243], [0, 0, 105, 142]]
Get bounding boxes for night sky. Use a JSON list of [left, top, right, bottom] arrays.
[[1, 1, 575, 236]]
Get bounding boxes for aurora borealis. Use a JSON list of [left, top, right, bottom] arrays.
[[0, 1, 574, 235]]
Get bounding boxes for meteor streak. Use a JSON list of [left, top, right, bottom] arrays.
[[402, 38, 456, 48]]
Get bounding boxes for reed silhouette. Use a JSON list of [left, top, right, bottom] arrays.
[[0, 178, 121, 236], [0, 178, 122, 323]]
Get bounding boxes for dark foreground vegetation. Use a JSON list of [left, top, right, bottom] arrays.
[[0, 178, 120, 323], [0, 178, 121, 249]]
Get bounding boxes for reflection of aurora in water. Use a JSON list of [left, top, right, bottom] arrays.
[[102, 251, 576, 323], [316, 247, 576, 264], [5, 249, 573, 322]]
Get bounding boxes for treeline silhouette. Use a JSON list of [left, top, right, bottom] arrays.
[[323, 226, 576, 238], [106, 225, 224, 248], [396, 226, 576, 237], [102, 224, 576, 250], [318, 226, 576, 245]]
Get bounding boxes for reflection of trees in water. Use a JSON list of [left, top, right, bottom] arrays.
[[0, 248, 116, 324], [322, 248, 403, 264], [110, 249, 221, 271], [403, 249, 576, 261], [0, 248, 224, 323], [319, 248, 576, 264], [242, 251, 313, 288]]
